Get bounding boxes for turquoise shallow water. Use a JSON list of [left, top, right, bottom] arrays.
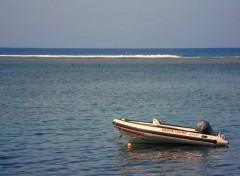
[[0, 57, 240, 175]]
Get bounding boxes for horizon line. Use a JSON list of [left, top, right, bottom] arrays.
[[1, 47, 240, 49]]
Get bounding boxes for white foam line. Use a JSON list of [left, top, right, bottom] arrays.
[[0, 54, 182, 58]]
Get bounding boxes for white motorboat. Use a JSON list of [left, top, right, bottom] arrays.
[[113, 118, 228, 146]]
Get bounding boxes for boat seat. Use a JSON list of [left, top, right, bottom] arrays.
[[153, 118, 164, 126]]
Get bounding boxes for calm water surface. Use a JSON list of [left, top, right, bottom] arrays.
[[0, 57, 240, 175]]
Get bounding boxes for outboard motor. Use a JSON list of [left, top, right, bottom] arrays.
[[195, 120, 217, 135]]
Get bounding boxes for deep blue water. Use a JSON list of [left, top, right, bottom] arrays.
[[0, 48, 240, 175]]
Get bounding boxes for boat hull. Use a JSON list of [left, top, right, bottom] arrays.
[[113, 118, 228, 146]]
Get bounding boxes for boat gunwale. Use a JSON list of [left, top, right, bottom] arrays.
[[116, 119, 198, 133]]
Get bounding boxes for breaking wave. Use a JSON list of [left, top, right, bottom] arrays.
[[1, 54, 240, 59], [0, 54, 182, 58]]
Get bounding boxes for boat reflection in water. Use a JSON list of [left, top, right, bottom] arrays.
[[113, 143, 228, 175]]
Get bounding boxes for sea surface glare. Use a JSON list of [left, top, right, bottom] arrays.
[[0, 48, 240, 175]]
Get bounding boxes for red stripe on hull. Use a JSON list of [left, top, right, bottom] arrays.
[[115, 125, 144, 135]]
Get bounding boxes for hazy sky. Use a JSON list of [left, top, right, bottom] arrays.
[[1, 0, 240, 48]]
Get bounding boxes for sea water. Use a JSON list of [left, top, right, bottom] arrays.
[[0, 48, 240, 175]]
